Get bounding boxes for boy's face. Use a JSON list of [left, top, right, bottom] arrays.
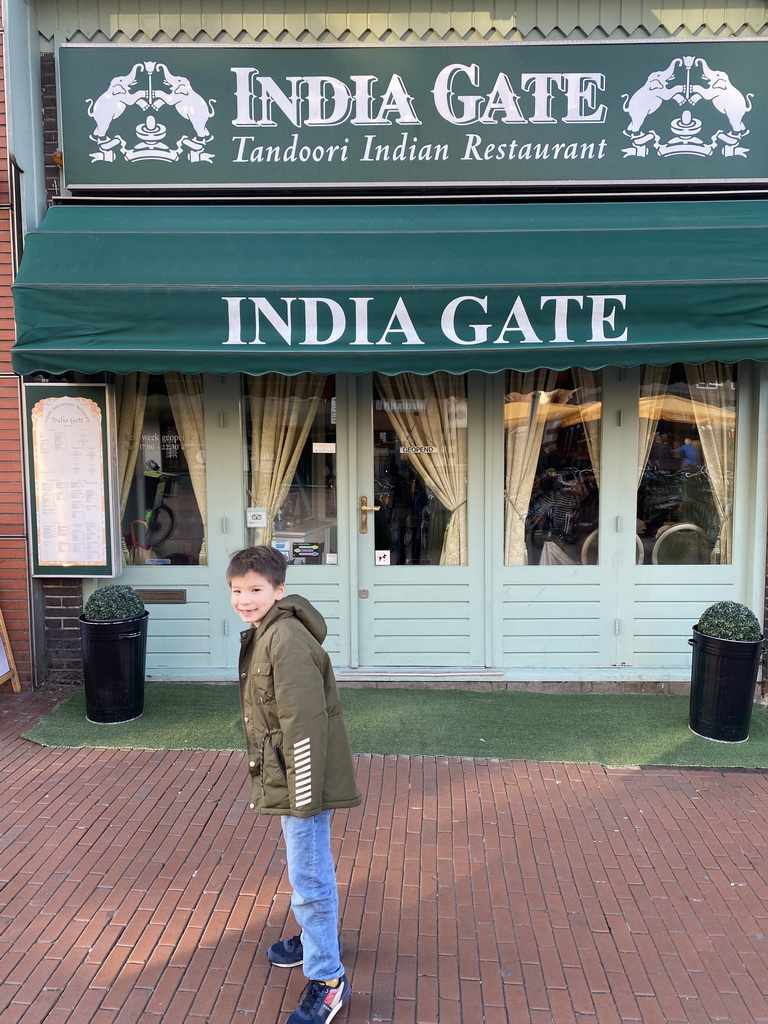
[[229, 570, 285, 627]]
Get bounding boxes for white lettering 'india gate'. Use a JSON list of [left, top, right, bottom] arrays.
[[230, 66, 608, 127], [222, 294, 629, 347]]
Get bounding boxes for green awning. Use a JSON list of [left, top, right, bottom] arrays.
[[11, 200, 768, 377]]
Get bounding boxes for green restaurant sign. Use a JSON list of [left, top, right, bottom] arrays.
[[59, 40, 767, 190]]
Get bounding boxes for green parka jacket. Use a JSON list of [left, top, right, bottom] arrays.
[[238, 594, 361, 818]]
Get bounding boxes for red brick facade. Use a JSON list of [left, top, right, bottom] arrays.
[[0, 17, 33, 690]]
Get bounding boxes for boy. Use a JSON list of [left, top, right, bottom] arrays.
[[228, 545, 361, 1024]]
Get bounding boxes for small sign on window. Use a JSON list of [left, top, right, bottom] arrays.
[[273, 539, 291, 560], [293, 542, 323, 560], [247, 507, 268, 528]]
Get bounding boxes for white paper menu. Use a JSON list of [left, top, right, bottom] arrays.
[[31, 395, 107, 566]]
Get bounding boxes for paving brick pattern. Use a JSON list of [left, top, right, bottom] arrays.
[[2, 690, 768, 1023]]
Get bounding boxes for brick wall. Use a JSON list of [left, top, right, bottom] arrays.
[[41, 582, 84, 684], [0, 376, 32, 690], [0, 14, 33, 691], [36, 49, 85, 687], [40, 53, 60, 200]]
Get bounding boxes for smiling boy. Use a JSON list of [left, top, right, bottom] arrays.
[[228, 545, 361, 1024]]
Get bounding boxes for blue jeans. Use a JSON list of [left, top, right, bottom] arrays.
[[280, 810, 344, 982]]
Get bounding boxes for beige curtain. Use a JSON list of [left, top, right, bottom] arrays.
[[637, 365, 671, 487], [114, 373, 149, 564], [375, 373, 467, 565], [164, 372, 208, 565], [684, 362, 736, 564], [503, 369, 559, 565], [572, 368, 602, 486], [248, 373, 325, 546]]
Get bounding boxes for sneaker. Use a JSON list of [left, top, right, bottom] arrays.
[[266, 934, 344, 968], [267, 934, 304, 968], [286, 976, 351, 1024]]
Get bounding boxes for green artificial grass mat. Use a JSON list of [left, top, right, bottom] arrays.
[[21, 683, 768, 769]]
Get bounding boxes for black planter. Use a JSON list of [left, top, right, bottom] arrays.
[[688, 627, 763, 742], [79, 611, 149, 723]]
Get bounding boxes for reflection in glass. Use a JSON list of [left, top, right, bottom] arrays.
[[637, 361, 736, 565], [119, 373, 207, 566], [504, 369, 601, 566], [246, 374, 337, 565], [373, 373, 467, 565]]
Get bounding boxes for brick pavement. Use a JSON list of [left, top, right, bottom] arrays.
[[2, 689, 768, 1023]]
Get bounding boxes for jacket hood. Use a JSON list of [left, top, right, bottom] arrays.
[[260, 594, 328, 643]]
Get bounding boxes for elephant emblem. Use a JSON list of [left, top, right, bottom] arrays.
[[86, 64, 148, 139], [621, 54, 755, 159], [149, 63, 217, 139], [689, 58, 753, 135], [621, 59, 686, 135], [86, 61, 217, 164]]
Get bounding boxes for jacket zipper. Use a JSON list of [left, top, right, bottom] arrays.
[[259, 731, 269, 797]]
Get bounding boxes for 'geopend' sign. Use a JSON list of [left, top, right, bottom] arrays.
[[58, 40, 767, 191]]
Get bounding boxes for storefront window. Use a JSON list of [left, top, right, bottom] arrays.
[[637, 361, 736, 565], [373, 372, 468, 566], [119, 373, 207, 566], [245, 374, 337, 565], [504, 369, 601, 566]]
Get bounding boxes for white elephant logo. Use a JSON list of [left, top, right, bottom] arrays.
[[86, 64, 148, 140], [148, 63, 217, 139], [621, 55, 754, 159], [86, 60, 216, 165], [688, 58, 753, 135]]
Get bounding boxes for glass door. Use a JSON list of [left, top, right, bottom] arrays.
[[115, 373, 244, 678], [355, 373, 486, 669]]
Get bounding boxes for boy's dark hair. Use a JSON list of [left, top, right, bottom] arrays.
[[226, 546, 287, 587]]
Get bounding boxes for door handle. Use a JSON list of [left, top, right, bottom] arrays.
[[359, 495, 380, 534]]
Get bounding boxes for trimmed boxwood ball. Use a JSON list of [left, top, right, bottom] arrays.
[[696, 601, 762, 643], [83, 585, 145, 622]]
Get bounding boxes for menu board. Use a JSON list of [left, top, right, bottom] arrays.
[[23, 384, 121, 577]]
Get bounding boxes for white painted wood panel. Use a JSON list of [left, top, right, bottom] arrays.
[[500, 585, 602, 665], [269, 579, 342, 654], [632, 581, 740, 668], [504, 617, 600, 638], [36, 0, 768, 45], [145, 616, 211, 636], [366, 583, 473, 664], [150, 635, 212, 656]]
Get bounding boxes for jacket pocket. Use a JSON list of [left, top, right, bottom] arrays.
[[252, 662, 275, 704], [273, 744, 288, 779]]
